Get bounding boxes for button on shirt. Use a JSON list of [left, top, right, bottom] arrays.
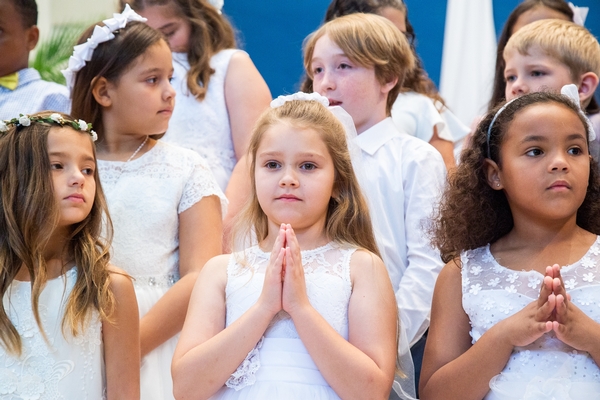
[[354, 117, 446, 346], [0, 68, 70, 120]]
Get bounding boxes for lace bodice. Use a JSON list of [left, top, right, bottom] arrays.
[[223, 242, 355, 390], [0, 268, 104, 400], [163, 50, 240, 190], [98, 140, 226, 280], [461, 238, 600, 399]]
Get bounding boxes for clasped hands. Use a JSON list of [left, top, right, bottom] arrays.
[[259, 224, 311, 317]]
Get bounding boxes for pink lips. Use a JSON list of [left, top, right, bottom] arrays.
[[547, 180, 571, 190], [328, 99, 342, 106], [65, 194, 85, 203], [277, 194, 301, 202]]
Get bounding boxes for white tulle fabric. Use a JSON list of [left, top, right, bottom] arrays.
[[461, 238, 600, 400], [98, 140, 226, 400], [210, 242, 354, 399], [0, 268, 105, 400], [164, 49, 241, 191]]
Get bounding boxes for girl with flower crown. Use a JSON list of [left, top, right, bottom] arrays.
[[0, 111, 139, 399], [67, 7, 227, 400], [171, 94, 401, 400], [121, 0, 272, 246]]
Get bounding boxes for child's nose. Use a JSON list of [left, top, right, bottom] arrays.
[[318, 70, 336, 92], [70, 169, 86, 186], [549, 152, 569, 172], [510, 78, 529, 97], [279, 167, 299, 187]]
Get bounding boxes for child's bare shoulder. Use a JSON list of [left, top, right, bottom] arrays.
[[349, 249, 387, 275]]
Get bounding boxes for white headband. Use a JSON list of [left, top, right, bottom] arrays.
[[61, 4, 147, 91]]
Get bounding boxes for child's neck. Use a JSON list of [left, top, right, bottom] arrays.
[[96, 126, 153, 161], [15, 229, 73, 281]]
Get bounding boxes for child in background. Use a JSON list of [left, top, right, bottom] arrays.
[[0, 0, 70, 119], [422, 90, 600, 399], [66, 7, 226, 400], [503, 19, 600, 159], [305, 12, 446, 391], [302, 0, 469, 169], [123, 0, 271, 225], [0, 112, 139, 399], [172, 95, 399, 400]]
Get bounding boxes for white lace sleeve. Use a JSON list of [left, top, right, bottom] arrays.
[[178, 153, 227, 215], [225, 336, 264, 391]]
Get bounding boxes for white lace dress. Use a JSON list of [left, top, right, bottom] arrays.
[[461, 237, 600, 399], [209, 242, 354, 399], [164, 49, 242, 191], [0, 268, 104, 400], [98, 140, 226, 400]]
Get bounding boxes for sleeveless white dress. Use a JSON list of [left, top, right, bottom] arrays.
[[209, 242, 355, 399], [164, 49, 242, 191], [98, 141, 226, 400], [0, 268, 105, 400], [461, 237, 600, 399]]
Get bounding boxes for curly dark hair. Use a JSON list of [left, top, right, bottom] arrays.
[[432, 91, 600, 263]]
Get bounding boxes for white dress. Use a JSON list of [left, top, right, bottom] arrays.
[[0, 268, 105, 400], [98, 141, 226, 400], [461, 237, 600, 399], [164, 49, 242, 191], [210, 242, 354, 399]]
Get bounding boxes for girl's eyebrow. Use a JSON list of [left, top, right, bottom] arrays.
[[48, 151, 96, 163], [158, 22, 177, 31], [520, 133, 586, 144]]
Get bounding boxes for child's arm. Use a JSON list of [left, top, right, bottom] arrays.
[[172, 227, 286, 399], [549, 265, 600, 364], [429, 126, 455, 170], [139, 195, 223, 357], [419, 261, 555, 400], [103, 266, 140, 400], [283, 228, 397, 400]]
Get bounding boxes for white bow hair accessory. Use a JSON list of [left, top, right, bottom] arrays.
[[568, 2, 589, 26], [561, 83, 596, 141], [208, 0, 224, 13], [270, 92, 330, 108], [61, 4, 147, 90]]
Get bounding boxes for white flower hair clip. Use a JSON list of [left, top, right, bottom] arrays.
[[568, 2, 589, 26], [0, 114, 98, 141], [270, 92, 330, 108], [561, 83, 596, 141], [61, 4, 147, 91], [208, 0, 224, 13]]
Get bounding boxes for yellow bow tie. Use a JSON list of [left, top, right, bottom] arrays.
[[0, 73, 19, 90]]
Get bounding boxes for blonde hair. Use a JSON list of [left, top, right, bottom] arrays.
[[233, 100, 380, 257], [303, 13, 415, 114], [0, 112, 115, 356], [504, 19, 600, 81]]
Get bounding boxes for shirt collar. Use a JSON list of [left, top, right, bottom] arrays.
[[17, 68, 41, 86], [353, 117, 402, 155]]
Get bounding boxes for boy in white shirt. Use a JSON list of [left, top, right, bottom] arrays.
[[304, 13, 446, 392]]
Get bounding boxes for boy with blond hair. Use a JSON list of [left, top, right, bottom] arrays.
[[503, 18, 600, 156]]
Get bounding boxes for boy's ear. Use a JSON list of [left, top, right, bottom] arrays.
[[26, 26, 39, 51], [380, 77, 399, 95], [91, 77, 113, 107], [483, 158, 503, 191], [578, 72, 599, 105]]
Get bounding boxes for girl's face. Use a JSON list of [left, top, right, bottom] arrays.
[[378, 6, 407, 33], [311, 34, 394, 134], [254, 122, 336, 235], [105, 40, 175, 136], [491, 103, 589, 223], [140, 4, 191, 53], [48, 127, 96, 228]]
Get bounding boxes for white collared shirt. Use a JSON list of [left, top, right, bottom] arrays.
[[354, 117, 446, 346]]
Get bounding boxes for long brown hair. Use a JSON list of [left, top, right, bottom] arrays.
[[233, 100, 380, 258], [303, 13, 415, 115], [122, 0, 235, 100], [432, 92, 600, 263], [0, 112, 115, 355], [70, 21, 166, 142]]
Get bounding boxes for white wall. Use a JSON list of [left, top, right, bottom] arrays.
[[37, 0, 119, 38]]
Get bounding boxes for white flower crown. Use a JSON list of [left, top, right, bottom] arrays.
[[61, 4, 147, 91], [0, 114, 97, 141], [270, 92, 330, 108]]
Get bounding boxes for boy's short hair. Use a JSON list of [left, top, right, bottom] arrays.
[[10, 0, 38, 28], [504, 19, 600, 81], [304, 13, 415, 114]]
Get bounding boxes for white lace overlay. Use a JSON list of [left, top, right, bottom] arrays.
[[223, 242, 354, 391], [0, 268, 105, 400], [164, 49, 241, 190], [98, 140, 226, 279], [461, 237, 600, 399]]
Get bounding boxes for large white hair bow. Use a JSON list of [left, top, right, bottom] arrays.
[[61, 4, 147, 90], [568, 2, 589, 26]]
